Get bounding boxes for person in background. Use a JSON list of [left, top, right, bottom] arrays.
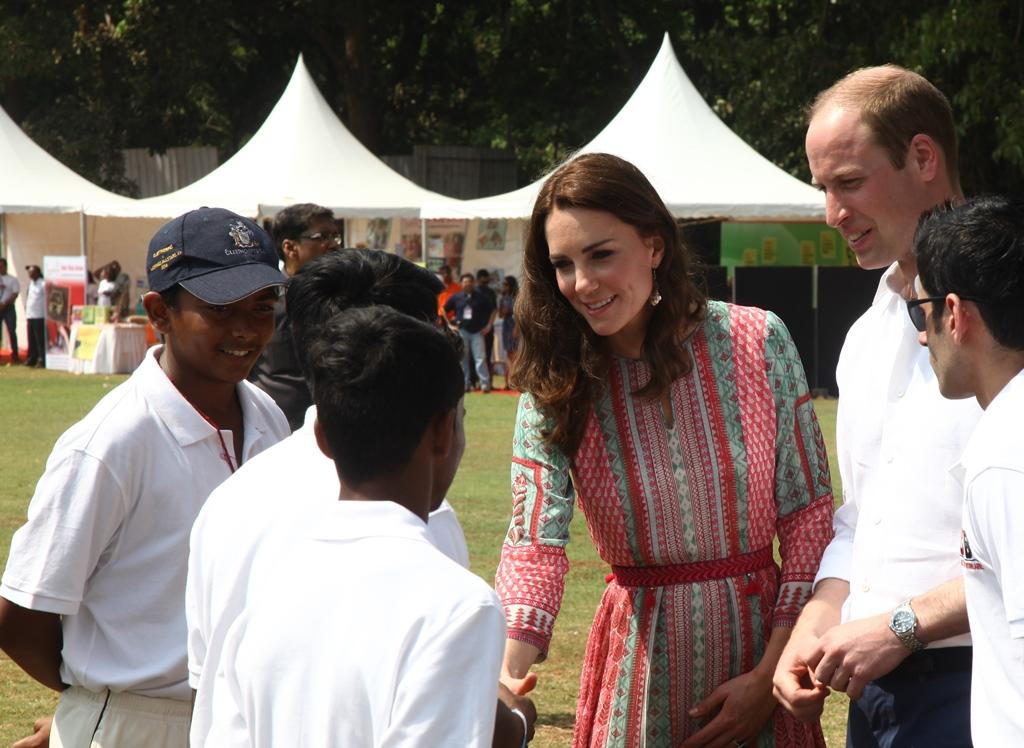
[[773, 65, 979, 747], [497, 274, 519, 384], [24, 265, 45, 368], [97, 265, 117, 309], [0, 257, 21, 363], [107, 261, 131, 321], [437, 264, 462, 320], [444, 272, 496, 393], [912, 195, 1024, 746], [498, 153, 833, 746], [248, 203, 340, 431], [476, 268, 498, 384]]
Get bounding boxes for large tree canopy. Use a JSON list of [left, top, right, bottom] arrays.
[[0, 0, 1019, 196]]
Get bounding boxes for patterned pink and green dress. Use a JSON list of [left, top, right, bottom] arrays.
[[496, 301, 834, 747]]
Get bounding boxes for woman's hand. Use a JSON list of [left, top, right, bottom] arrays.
[[680, 667, 776, 747]]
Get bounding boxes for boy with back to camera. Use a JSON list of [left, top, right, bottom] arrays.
[[207, 305, 510, 746], [0, 207, 289, 747]]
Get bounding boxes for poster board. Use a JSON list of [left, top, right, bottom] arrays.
[[42, 255, 88, 371]]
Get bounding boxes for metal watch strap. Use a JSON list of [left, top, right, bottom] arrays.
[[890, 599, 926, 652]]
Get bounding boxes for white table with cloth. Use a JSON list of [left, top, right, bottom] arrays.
[[69, 323, 149, 374]]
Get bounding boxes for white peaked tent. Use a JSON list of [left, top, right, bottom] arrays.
[[422, 33, 824, 221], [89, 55, 447, 220], [0, 105, 148, 354]]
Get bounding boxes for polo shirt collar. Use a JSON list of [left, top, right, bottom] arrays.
[[136, 345, 267, 449], [309, 500, 431, 544]]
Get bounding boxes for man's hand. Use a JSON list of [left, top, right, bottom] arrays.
[[681, 668, 776, 747], [12, 715, 52, 748], [806, 613, 910, 700], [773, 631, 830, 723]]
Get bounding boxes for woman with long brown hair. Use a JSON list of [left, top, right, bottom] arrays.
[[496, 153, 833, 747]]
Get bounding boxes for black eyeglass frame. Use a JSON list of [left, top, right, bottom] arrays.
[[298, 231, 343, 246], [906, 294, 983, 332]]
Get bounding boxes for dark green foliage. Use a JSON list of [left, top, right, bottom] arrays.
[[1, 1, 1020, 196]]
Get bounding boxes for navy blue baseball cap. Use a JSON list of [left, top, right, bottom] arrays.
[[147, 207, 285, 304]]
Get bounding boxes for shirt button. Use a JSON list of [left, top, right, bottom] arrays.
[[896, 389, 905, 398], [874, 516, 882, 525], [862, 583, 871, 592], [886, 456, 894, 464]]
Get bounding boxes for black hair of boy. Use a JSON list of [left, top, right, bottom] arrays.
[[915, 195, 1024, 350], [271, 203, 335, 262], [286, 249, 444, 377], [308, 306, 464, 486]]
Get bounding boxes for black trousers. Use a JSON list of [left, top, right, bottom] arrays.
[[1, 304, 17, 361], [26, 317, 46, 366], [846, 648, 972, 747]]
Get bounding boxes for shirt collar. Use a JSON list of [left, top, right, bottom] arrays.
[[137, 345, 269, 449], [308, 500, 431, 544]]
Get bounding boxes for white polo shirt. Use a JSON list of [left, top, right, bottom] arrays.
[[186, 406, 470, 746], [206, 500, 504, 748], [814, 265, 981, 646], [0, 272, 19, 305], [0, 347, 288, 700], [953, 371, 1024, 744], [25, 277, 45, 319]]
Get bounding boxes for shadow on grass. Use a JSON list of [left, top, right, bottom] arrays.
[[540, 711, 576, 729]]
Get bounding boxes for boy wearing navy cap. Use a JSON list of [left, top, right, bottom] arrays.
[[0, 207, 289, 747]]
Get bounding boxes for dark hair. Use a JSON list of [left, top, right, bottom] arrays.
[[514, 152, 707, 456], [309, 306, 464, 485], [476, 268, 490, 281], [0, 258, 7, 272], [808, 64, 960, 191], [459, 272, 474, 283], [271, 203, 335, 261], [503, 275, 519, 297], [286, 249, 444, 379], [915, 195, 1024, 350], [160, 284, 182, 310]]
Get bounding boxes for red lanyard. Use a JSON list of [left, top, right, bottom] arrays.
[[183, 400, 238, 475]]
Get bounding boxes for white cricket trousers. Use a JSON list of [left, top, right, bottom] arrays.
[[51, 686, 191, 747]]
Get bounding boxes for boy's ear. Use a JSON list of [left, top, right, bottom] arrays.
[[430, 408, 456, 459], [313, 417, 334, 460], [142, 291, 172, 333]]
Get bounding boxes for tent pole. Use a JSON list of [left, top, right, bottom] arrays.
[[420, 218, 426, 267], [79, 209, 87, 259]]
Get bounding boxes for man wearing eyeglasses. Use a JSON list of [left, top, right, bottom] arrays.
[[249, 203, 342, 431], [911, 195, 1024, 746], [773, 66, 982, 746]]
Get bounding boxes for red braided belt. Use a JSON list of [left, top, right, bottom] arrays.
[[610, 546, 775, 588]]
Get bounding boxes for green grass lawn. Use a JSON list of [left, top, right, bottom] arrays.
[[0, 367, 848, 746]]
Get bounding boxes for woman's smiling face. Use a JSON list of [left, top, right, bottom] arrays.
[[545, 206, 663, 359]]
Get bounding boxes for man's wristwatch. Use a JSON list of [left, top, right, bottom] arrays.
[[889, 599, 926, 652]]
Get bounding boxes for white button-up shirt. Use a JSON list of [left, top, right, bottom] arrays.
[[814, 264, 981, 647], [952, 371, 1024, 744]]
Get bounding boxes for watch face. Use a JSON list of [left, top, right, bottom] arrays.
[[892, 608, 915, 634]]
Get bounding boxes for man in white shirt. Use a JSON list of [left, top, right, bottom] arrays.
[[24, 264, 46, 368], [188, 249, 535, 748], [773, 66, 981, 746], [207, 305, 507, 747], [911, 195, 1024, 745], [0, 208, 288, 747], [0, 257, 21, 363]]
